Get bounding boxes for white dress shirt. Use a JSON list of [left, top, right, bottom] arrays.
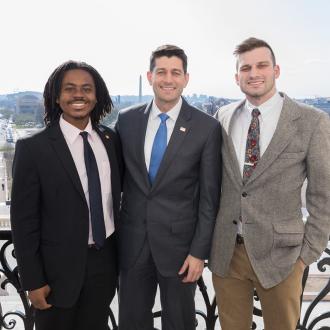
[[60, 116, 114, 244], [144, 98, 182, 170], [231, 92, 284, 177]]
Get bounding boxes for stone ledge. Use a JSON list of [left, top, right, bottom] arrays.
[[303, 274, 330, 301]]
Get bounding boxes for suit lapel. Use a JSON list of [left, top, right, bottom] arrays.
[[138, 102, 152, 189], [47, 123, 86, 202], [94, 126, 120, 196], [246, 94, 301, 185], [220, 101, 245, 187], [222, 127, 243, 187], [150, 99, 191, 191]]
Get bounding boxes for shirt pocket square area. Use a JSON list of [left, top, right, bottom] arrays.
[[278, 151, 305, 159]]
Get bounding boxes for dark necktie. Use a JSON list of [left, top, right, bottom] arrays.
[[149, 113, 169, 184], [243, 108, 261, 184], [80, 131, 106, 248]]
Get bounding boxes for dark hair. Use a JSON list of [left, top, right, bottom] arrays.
[[43, 60, 113, 126], [149, 45, 188, 73], [234, 37, 276, 69]]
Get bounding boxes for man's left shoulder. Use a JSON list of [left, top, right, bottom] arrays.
[[187, 104, 219, 128], [283, 93, 329, 124], [96, 124, 117, 139]]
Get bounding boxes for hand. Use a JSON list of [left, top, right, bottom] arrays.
[[178, 255, 204, 283], [28, 285, 52, 310], [297, 258, 307, 271]]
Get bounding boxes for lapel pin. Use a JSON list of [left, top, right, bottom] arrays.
[[105, 135, 110, 140], [180, 127, 186, 132]]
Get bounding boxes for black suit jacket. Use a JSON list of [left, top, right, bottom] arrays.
[[10, 122, 122, 308], [116, 98, 222, 276]]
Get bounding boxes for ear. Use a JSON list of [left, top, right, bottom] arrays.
[[147, 71, 153, 86], [235, 73, 239, 86], [274, 65, 280, 79], [183, 73, 189, 88]]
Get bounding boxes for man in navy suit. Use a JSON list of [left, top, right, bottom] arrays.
[[116, 45, 222, 329]]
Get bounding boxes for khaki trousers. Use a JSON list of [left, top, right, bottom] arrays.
[[212, 243, 304, 330]]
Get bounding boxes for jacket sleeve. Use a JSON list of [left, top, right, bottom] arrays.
[[189, 121, 222, 259], [10, 139, 47, 290], [300, 112, 330, 265]]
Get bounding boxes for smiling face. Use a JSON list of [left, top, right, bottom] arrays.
[[235, 47, 280, 106], [147, 56, 189, 112], [57, 69, 97, 129]]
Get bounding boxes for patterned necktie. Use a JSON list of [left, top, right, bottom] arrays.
[[243, 108, 261, 184], [149, 113, 169, 184], [80, 131, 106, 248]]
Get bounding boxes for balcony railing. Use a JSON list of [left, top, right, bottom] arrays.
[[0, 230, 329, 330]]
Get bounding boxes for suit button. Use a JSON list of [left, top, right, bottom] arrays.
[[242, 192, 248, 197], [233, 220, 237, 225]]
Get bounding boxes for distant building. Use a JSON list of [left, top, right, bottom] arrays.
[[316, 98, 330, 115], [191, 96, 231, 116], [16, 94, 42, 115], [301, 97, 330, 115]]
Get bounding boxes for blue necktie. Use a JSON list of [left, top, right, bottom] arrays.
[[80, 131, 106, 248], [149, 113, 169, 184]]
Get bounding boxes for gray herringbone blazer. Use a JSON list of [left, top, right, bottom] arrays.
[[209, 93, 330, 289]]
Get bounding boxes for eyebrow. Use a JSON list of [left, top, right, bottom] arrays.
[[62, 82, 94, 87], [240, 61, 271, 69], [156, 67, 183, 71], [172, 68, 183, 73], [257, 61, 271, 65]]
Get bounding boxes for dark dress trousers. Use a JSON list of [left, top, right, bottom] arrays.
[[10, 122, 122, 330], [116, 98, 222, 329]]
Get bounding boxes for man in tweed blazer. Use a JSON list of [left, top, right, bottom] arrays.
[[209, 37, 330, 330]]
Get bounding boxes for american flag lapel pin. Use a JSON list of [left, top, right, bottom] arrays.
[[180, 127, 186, 132]]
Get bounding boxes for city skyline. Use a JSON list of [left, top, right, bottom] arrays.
[[0, 0, 329, 98]]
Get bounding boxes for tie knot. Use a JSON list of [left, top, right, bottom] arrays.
[[159, 113, 169, 123], [252, 108, 260, 118], [80, 131, 89, 140]]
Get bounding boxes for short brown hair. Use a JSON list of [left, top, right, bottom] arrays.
[[234, 37, 276, 69], [149, 45, 188, 73]]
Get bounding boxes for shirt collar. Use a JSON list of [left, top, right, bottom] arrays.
[[245, 92, 283, 117], [59, 115, 93, 145], [150, 97, 182, 122]]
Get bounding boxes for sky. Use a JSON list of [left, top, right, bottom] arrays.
[[0, 0, 329, 99]]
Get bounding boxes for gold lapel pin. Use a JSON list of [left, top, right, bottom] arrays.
[[105, 135, 110, 139], [180, 127, 186, 132]]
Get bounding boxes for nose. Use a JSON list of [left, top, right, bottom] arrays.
[[249, 65, 260, 78], [163, 72, 173, 83], [73, 87, 84, 98]]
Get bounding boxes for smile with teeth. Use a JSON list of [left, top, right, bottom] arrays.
[[161, 86, 175, 91], [70, 101, 87, 109], [248, 80, 264, 87]]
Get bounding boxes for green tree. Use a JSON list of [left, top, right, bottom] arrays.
[[0, 108, 14, 119]]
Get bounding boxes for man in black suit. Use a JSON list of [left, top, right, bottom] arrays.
[[116, 45, 222, 329], [10, 61, 122, 330]]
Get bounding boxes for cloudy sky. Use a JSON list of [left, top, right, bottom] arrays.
[[1, 0, 329, 98]]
